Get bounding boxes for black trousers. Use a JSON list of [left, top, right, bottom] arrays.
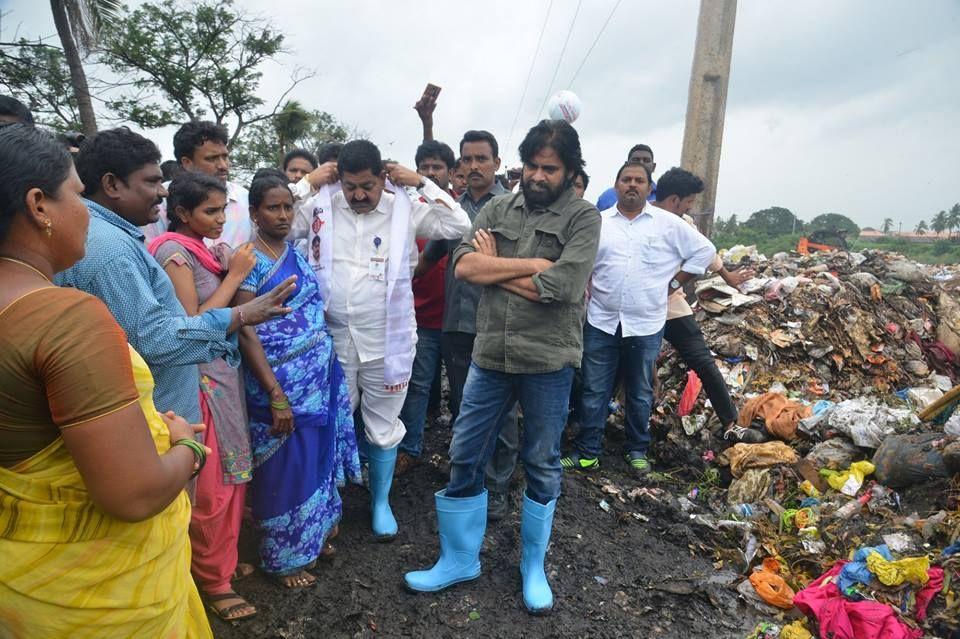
[[441, 331, 475, 422], [663, 315, 738, 426]]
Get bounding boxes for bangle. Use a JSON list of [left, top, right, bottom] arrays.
[[271, 399, 290, 410], [267, 381, 279, 395], [173, 438, 206, 478], [237, 306, 246, 327]]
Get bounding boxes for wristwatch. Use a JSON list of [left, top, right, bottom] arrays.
[[669, 278, 681, 291]]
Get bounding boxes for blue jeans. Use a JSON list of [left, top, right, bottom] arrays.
[[398, 327, 443, 457], [447, 363, 574, 505], [574, 321, 663, 458]]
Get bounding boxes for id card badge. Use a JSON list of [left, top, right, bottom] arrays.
[[368, 256, 386, 281]]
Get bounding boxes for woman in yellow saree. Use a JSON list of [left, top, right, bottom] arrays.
[[0, 123, 212, 638]]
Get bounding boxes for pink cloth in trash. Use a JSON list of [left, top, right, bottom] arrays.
[[793, 561, 944, 639]]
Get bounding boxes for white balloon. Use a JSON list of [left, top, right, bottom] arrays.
[[547, 90, 582, 123]]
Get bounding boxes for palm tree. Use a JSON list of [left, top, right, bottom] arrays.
[[932, 210, 948, 237], [948, 203, 960, 240], [881, 218, 894, 235], [914, 220, 928, 236], [49, 0, 121, 136], [273, 100, 312, 162]]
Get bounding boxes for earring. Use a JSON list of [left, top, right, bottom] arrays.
[[44, 220, 53, 238]]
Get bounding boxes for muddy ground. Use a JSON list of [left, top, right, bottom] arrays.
[[215, 413, 766, 639]]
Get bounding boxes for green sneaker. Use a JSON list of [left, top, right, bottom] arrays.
[[624, 452, 651, 475], [560, 452, 600, 472]]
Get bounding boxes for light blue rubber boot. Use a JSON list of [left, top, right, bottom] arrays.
[[520, 493, 557, 614], [367, 445, 398, 541], [404, 490, 487, 592]]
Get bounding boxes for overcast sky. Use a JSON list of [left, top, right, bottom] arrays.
[[4, 0, 959, 230]]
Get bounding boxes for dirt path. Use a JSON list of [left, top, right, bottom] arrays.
[[215, 423, 758, 638]]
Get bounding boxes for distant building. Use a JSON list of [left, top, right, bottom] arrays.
[[859, 229, 951, 244]]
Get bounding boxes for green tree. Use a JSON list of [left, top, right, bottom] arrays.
[[49, 0, 120, 135], [744, 206, 802, 236], [914, 220, 928, 236], [231, 106, 351, 179], [0, 39, 82, 131], [807, 212, 860, 237], [882, 218, 894, 235], [932, 210, 949, 236], [99, 0, 311, 144], [273, 101, 313, 160], [948, 203, 960, 239]]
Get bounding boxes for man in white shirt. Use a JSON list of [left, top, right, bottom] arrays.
[[321, 140, 471, 541], [141, 121, 251, 247], [561, 161, 716, 474]]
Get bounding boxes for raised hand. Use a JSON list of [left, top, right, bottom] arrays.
[[383, 162, 424, 188], [228, 242, 257, 278], [306, 161, 339, 189], [238, 275, 297, 325]]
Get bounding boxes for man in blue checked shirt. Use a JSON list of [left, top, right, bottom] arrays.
[[57, 127, 294, 423]]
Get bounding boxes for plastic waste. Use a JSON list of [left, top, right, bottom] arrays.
[[820, 460, 875, 496], [872, 433, 952, 487], [834, 491, 872, 520], [676, 370, 702, 417], [748, 557, 795, 609], [944, 410, 960, 437], [826, 399, 918, 448], [732, 503, 755, 518], [905, 387, 943, 410], [780, 620, 813, 639], [799, 480, 821, 497], [865, 552, 929, 586], [805, 438, 859, 470]]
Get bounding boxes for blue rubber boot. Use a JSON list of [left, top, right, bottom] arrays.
[[367, 445, 398, 541], [404, 490, 487, 592], [520, 493, 557, 614]]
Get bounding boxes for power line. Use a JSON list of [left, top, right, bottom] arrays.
[[536, 0, 583, 119], [505, 0, 555, 154], [567, 0, 622, 89]]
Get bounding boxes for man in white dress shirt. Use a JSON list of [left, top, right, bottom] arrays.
[[141, 121, 251, 247], [322, 140, 471, 540], [561, 161, 716, 474]]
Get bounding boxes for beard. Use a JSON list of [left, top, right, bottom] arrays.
[[521, 177, 567, 208]]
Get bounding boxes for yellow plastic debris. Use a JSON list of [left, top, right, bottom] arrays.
[[865, 551, 930, 586], [780, 620, 812, 639], [822, 460, 875, 495]]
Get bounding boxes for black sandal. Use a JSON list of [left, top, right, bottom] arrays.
[[206, 591, 257, 621]]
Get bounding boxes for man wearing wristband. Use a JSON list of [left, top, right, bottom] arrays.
[[315, 140, 471, 541], [57, 127, 295, 425]]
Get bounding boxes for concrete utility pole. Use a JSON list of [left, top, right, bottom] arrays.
[[680, 0, 737, 237]]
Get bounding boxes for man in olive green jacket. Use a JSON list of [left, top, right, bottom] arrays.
[[405, 119, 600, 614]]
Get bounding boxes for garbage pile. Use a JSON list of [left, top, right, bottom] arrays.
[[648, 247, 960, 638]]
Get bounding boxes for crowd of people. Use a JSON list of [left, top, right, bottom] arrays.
[[0, 91, 750, 636]]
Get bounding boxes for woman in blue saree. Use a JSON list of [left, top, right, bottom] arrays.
[[234, 174, 361, 588]]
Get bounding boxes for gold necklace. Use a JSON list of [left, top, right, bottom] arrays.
[[0, 257, 52, 282], [256, 233, 281, 260]]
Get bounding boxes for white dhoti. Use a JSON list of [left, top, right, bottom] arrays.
[[331, 328, 412, 449]]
